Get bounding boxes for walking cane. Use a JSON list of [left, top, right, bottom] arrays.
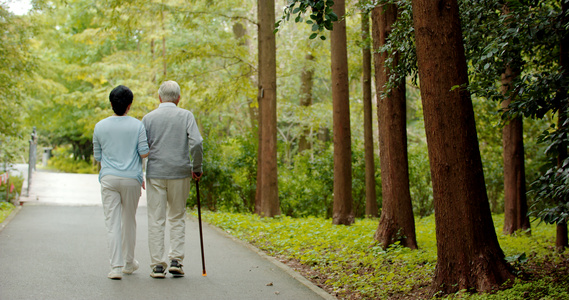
[[195, 178, 207, 276]]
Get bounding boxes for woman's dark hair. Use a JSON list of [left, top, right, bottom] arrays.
[[109, 85, 133, 116]]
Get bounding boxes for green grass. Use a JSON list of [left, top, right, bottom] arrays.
[[192, 211, 568, 299], [0, 201, 15, 223]]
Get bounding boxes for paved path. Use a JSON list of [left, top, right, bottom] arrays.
[[0, 170, 333, 300]]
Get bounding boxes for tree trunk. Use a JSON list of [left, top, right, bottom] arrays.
[[411, 0, 514, 294], [255, 0, 280, 217], [150, 39, 156, 83], [361, 10, 378, 219], [501, 66, 530, 235], [299, 54, 314, 153], [501, 5, 530, 236], [331, 0, 354, 225], [372, 3, 417, 249]]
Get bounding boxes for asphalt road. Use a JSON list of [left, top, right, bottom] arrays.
[[0, 170, 333, 300]]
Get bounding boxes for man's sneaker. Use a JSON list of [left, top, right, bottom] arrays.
[[108, 267, 123, 280], [169, 260, 185, 277], [123, 259, 139, 274], [150, 265, 166, 278]]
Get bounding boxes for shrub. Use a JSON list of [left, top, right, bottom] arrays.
[[0, 201, 15, 223], [47, 146, 97, 174], [0, 175, 23, 203]]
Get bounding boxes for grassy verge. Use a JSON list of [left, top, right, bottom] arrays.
[[0, 201, 16, 223], [193, 211, 569, 299]]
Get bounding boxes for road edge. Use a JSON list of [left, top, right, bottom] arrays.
[[0, 205, 22, 233]]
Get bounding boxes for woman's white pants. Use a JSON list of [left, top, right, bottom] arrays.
[[100, 175, 141, 268]]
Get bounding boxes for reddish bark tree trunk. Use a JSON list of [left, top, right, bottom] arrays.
[[372, 3, 417, 249], [362, 11, 378, 218], [501, 66, 530, 235], [412, 0, 514, 294], [500, 6, 530, 236], [255, 0, 280, 217], [331, 0, 354, 225]]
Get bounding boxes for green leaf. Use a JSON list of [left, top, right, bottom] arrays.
[[329, 12, 338, 22], [312, 23, 319, 32], [309, 33, 318, 39]]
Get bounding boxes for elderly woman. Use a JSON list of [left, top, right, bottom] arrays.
[[93, 85, 149, 279]]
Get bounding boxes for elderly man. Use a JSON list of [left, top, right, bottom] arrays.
[[142, 80, 203, 278]]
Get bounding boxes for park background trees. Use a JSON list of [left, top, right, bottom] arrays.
[[2, 0, 569, 296]]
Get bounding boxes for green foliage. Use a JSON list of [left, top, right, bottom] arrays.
[[0, 175, 24, 203], [0, 201, 16, 223], [408, 140, 434, 217], [275, 0, 338, 40], [530, 158, 569, 225], [199, 211, 562, 299], [46, 146, 97, 174], [0, 5, 33, 139], [187, 133, 257, 213], [460, 0, 567, 224], [279, 147, 335, 218]]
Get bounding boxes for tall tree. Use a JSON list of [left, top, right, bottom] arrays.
[[255, 0, 280, 217], [411, 0, 514, 294], [372, 3, 416, 249], [0, 6, 32, 139], [361, 9, 378, 218], [501, 73, 530, 235], [500, 5, 530, 236], [331, 0, 354, 225]]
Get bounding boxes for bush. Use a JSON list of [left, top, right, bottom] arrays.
[[279, 147, 335, 218], [187, 134, 257, 213], [0, 201, 15, 223], [408, 141, 434, 217], [47, 146, 97, 174], [0, 174, 23, 203]]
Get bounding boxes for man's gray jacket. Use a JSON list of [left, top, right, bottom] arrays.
[[142, 102, 203, 179]]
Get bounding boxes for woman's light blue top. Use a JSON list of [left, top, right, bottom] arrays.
[[93, 116, 149, 185]]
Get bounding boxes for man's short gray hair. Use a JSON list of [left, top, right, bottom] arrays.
[[159, 80, 181, 103]]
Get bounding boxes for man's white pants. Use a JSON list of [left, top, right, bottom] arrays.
[[100, 175, 141, 268], [146, 177, 191, 268]]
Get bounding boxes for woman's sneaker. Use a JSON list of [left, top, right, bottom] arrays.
[[150, 265, 166, 278], [108, 267, 123, 280], [169, 260, 184, 277], [123, 260, 139, 274]]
